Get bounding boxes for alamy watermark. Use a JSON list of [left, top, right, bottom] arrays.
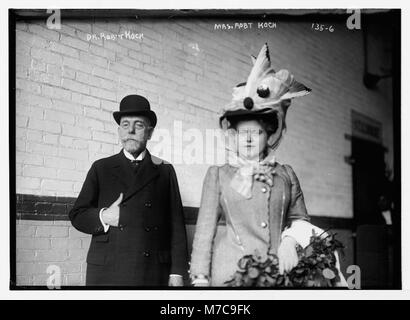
[[46, 265, 61, 289]]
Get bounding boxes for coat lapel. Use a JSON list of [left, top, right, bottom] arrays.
[[111, 150, 133, 190], [122, 150, 160, 202]]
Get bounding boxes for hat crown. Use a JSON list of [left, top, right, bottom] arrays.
[[120, 95, 151, 112], [113, 94, 157, 127]]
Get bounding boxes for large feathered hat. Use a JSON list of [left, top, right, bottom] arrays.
[[220, 43, 311, 149]]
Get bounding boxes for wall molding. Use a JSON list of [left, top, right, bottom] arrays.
[[16, 194, 76, 221], [15, 193, 354, 230]]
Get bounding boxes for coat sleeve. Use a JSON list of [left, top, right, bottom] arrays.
[[283, 164, 310, 223], [168, 165, 189, 276], [69, 162, 105, 235], [189, 166, 221, 279]]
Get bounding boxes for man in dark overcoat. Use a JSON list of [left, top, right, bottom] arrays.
[[69, 95, 188, 286]]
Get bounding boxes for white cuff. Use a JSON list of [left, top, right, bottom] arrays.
[[281, 220, 327, 248], [99, 207, 110, 233], [169, 274, 183, 278]]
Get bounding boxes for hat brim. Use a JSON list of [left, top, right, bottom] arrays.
[[113, 110, 157, 127], [219, 108, 276, 127]]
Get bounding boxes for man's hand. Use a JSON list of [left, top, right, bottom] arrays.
[[278, 236, 299, 274], [101, 193, 123, 227], [168, 275, 184, 286]]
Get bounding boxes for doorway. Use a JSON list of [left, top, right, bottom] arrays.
[[351, 136, 391, 288]]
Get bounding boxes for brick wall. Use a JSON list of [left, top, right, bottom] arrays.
[[14, 16, 394, 286], [16, 219, 90, 286]]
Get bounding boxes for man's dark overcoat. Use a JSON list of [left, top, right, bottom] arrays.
[[69, 150, 188, 286]]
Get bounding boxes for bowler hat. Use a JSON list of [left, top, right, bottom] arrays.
[[113, 95, 157, 127]]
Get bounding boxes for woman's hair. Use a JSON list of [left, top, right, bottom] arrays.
[[226, 112, 279, 137]]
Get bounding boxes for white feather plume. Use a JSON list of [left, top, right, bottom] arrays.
[[244, 43, 271, 96]]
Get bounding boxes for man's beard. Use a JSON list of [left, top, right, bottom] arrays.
[[122, 139, 145, 155]]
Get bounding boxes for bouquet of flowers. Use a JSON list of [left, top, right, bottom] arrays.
[[225, 230, 344, 287]]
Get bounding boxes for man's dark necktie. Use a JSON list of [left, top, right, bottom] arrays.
[[130, 159, 142, 173], [130, 159, 142, 165]]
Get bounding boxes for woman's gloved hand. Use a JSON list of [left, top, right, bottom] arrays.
[[278, 236, 299, 274]]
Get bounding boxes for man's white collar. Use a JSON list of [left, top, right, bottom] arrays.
[[123, 149, 146, 161]]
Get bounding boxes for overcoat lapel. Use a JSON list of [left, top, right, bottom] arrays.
[[122, 150, 160, 202], [110, 151, 133, 190]]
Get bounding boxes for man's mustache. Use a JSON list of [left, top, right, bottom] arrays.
[[123, 137, 139, 142]]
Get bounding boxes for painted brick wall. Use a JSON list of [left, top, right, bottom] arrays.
[[14, 17, 394, 286], [16, 219, 90, 286]]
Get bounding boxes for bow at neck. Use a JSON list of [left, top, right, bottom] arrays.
[[227, 149, 276, 199]]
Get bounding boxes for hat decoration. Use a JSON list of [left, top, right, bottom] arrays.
[[219, 43, 312, 150], [222, 43, 311, 115]]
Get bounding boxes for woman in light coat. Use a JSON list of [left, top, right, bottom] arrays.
[[189, 44, 346, 287]]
